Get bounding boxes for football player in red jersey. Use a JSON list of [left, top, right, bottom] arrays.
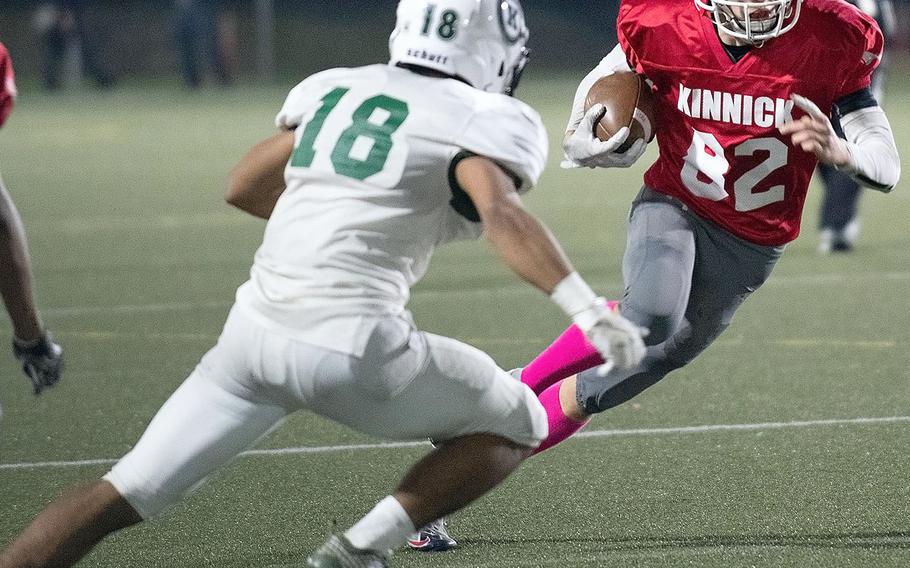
[[0, 42, 64, 405], [412, 0, 901, 550], [510, 0, 900, 454]]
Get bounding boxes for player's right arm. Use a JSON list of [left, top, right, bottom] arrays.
[[564, 45, 631, 139], [226, 72, 340, 220], [455, 156, 646, 370], [225, 130, 294, 220], [562, 44, 646, 169]]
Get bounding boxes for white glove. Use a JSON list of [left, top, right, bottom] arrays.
[[572, 298, 647, 371], [561, 104, 647, 170], [550, 273, 647, 371]]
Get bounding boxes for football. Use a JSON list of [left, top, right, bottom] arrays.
[[584, 71, 657, 152]]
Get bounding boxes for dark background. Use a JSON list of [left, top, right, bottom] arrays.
[[0, 1, 907, 83], [0, 1, 623, 81]]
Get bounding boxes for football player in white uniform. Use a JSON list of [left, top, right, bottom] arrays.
[[0, 1, 645, 567]]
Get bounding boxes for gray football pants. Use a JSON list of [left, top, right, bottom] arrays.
[[576, 187, 784, 415]]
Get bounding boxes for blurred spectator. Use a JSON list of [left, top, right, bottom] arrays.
[[816, 0, 895, 254], [175, 0, 232, 88], [33, 0, 115, 90]]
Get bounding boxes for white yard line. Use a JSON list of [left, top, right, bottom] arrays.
[[56, 329, 895, 349], [2, 415, 907, 472], [31, 213, 251, 235], [44, 301, 231, 317]]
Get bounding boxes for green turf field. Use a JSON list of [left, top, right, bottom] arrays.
[[0, 72, 908, 567]]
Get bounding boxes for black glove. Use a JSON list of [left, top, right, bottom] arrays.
[[12, 333, 64, 395]]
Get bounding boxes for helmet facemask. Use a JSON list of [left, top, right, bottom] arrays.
[[695, 0, 803, 44], [504, 47, 530, 97]]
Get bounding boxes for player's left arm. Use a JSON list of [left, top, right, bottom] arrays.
[[780, 14, 899, 192], [225, 130, 294, 219], [780, 93, 900, 192]]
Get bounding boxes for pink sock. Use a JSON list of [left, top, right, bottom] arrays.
[[532, 380, 590, 455], [521, 299, 618, 395]]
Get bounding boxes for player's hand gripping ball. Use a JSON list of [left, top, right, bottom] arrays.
[[584, 71, 656, 152], [563, 71, 656, 169]]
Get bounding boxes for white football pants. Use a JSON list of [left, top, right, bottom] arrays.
[[104, 305, 547, 518]]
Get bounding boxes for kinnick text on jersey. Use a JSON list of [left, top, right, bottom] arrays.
[[677, 83, 795, 127]]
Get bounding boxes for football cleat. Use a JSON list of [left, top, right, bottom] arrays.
[[817, 228, 835, 255], [819, 220, 859, 255], [307, 535, 389, 568], [407, 518, 458, 552]]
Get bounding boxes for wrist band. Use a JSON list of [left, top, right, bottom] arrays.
[[550, 272, 598, 317]]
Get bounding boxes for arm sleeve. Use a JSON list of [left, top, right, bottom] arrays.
[[564, 45, 633, 134], [276, 68, 352, 130], [455, 99, 549, 193], [834, 87, 878, 118], [838, 105, 900, 192], [275, 81, 310, 130]]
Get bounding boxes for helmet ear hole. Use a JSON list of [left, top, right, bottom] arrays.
[[498, 62, 505, 77]]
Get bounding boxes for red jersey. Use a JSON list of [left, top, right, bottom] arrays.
[[618, 0, 882, 245], [0, 42, 16, 128]]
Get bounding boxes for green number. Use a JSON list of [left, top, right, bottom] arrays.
[[421, 4, 436, 35], [291, 87, 349, 168], [438, 10, 459, 40], [331, 95, 409, 181], [290, 89, 409, 182]]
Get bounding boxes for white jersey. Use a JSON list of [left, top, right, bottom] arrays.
[[235, 64, 548, 356]]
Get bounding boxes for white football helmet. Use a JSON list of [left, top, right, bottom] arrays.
[[695, 0, 804, 44], [389, 0, 530, 95]]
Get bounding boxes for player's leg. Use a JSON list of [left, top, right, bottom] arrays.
[[387, 336, 543, 529], [574, 211, 784, 416], [306, 321, 546, 561], [518, 300, 619, 396], [521, 192, 696, 395], [522, 192, 697, 451], [42, 22, 67, 91], [530, 374, 589, 455], [0, 480, 140, 568], [817, 163, 862, 253], [0, 310, 288, 568]]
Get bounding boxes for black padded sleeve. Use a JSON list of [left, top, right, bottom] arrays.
[[834, 87, 879, 117], [447, 151, 522, 223]]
